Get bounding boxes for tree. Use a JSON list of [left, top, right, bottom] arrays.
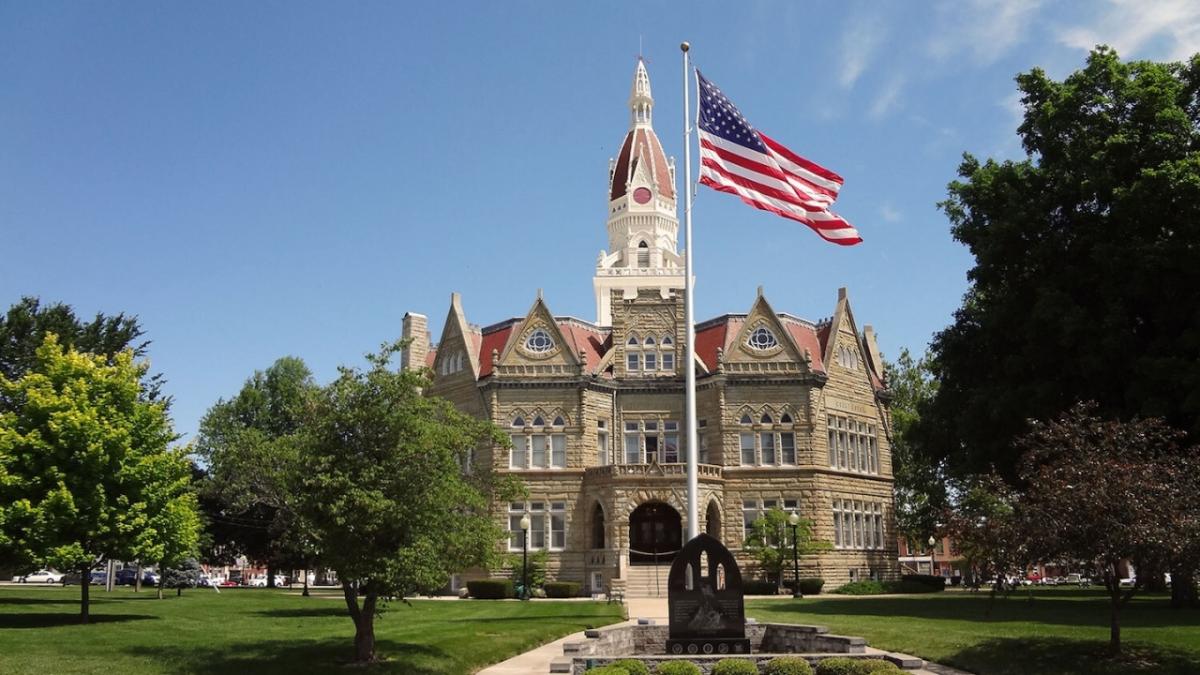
[[195, 357, 315, 588], [0, 335, 196, 622], [1017, 404, 1200, 653], [920, 48, 1200, 482], [294, 342, 515, 663], [162, 557, 203, 596], [941, 476, 1027, 596], [744, 507, 827, 590], [0, 297, 163, 410], [884, 349, 945, 542]]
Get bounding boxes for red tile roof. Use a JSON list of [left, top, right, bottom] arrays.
[[476, 323, 516, 378], [557, 320, 610, 373]]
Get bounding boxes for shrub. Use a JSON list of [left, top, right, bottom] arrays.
[[901, 574, 946, 591], [544, 581, 582, 598], [466, 579, 513, 599], [744, 580, 780, 595], [712, 659, 759, 675], [655, 662, 702, 675], [888, 580, 939, 594], [584, 667, 630, 675], [830, 580, 887, 595], [815, 658, 900, 675], [764, 656, 815, 675], [611, 659, 651, 675], [798, 578, 824, 595]]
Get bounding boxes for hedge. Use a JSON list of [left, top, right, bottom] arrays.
[[815, 657, 901, 675], [830, 580, 887, 595], [611, 660, 651, 675], [744, 580, 780, 595], [764, 656, 815, 675], [655, 662, 702, 675], [901, 574, 946, 591], [467, 579, 513, 599], [711, 659, 759, 675], [783, 578, 825, 595], [584, 667, 630, 675], [544, 581, 582, 598]]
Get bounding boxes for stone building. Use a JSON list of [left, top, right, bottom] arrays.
[[400, 60, 898, 595]]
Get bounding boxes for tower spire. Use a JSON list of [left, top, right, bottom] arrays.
[[629, 58, 653, 127]]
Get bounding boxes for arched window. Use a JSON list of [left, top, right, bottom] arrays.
[[780, 412, 793, 424], [552, 416, 565, 427], [591, 503, 605, 549], [661, 336, 673, 346], [740, 413, 752, 425], [532, 416, 545, 427], [644, 336, 656, 346], [637, 241, 650, 268], [512, 417, 525, 428], [761, 413, 773, 424], [627, 334, 639, 345]]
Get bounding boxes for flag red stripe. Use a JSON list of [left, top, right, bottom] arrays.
[[700, 155, 823, 212], [699, 171, 861, 245], [759, 132, 844, 188]]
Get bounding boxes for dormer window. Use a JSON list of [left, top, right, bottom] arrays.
[[747, 327, 778, 350], [526, 329, 554, 353]]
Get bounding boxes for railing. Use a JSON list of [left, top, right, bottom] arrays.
[[584, 463, 723, 480]]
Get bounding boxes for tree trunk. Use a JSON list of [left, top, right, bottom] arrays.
[[80, 565, 90, 624], [267, 561, 276, 589], [341, 581, 378, 663], [1110, 596, 1121, 653], [1171, 568, 1197, 609], [157, 570, 164, 600], [177, 586, 182, 596], [303, 568, 310, 597], [135, 562, 142, 592]]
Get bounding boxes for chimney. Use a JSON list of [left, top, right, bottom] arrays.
[[401, 312, 429, 371]]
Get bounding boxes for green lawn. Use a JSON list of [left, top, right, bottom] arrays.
[[748, 588, 1200, 675], [0, 585, 624, 674]]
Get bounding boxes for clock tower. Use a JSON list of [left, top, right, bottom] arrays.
[[593, 58, 685, 327]]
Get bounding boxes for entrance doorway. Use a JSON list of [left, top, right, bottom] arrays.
[[629, 501, 682, 564]]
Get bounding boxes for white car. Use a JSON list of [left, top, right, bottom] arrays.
[[22, 569, 64, 583]]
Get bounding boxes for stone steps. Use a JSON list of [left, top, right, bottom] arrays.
[[623, 564, 671, 597]]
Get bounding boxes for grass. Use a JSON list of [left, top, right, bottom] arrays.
[[0, 585, 624, 674], [747, 587, 1200, 675]]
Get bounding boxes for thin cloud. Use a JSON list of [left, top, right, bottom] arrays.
[[927, 0, 1043, 65], [839, 14, 886, 89], [869, 75, 905, 120], [880, 203, 902, 223], [1057, 0, 1200, 61]]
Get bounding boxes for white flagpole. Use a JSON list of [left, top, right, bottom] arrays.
[[681, 41, 699, 541]]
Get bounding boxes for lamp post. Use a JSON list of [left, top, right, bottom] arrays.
[[520, 514, 532, 601], [788, 511, 803, 599], [928, 535, 937, 578]]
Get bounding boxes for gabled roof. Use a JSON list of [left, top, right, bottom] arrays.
[[694, 313, 827, 375]]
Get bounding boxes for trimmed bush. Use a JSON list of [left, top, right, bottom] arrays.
[[611, 659, 651, 675], [544, 581, 582, 598], [744, 580, 780, 595], [711, 659, 759, 675], [889, 580, 939, 594], [584, 667, 630, 675], [764, 656, 815, 675], [655, 662, 702, 675], [830, 580, 887, 595], [466, 579, 513, 599], [901, 574, 946, 591], [815, 658, 900, 675], [798, 578, 824, 595]]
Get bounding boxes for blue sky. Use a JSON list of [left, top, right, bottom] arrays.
[[2, 1, 1197, 441]]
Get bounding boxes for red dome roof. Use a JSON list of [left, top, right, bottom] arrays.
[[610, 128, 674, 202]]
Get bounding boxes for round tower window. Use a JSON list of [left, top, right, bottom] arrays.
[[525, 329, 554, 353], [633, 187, 652, 204]]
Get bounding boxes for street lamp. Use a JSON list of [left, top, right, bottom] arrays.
[[928, 535, 937, 578], [520, 514, 532, 601], [788, 511, 803, 599]]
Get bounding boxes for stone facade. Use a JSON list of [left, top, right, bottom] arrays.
[[403, 60, 898, 593]]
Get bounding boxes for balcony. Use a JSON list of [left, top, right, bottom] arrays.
[[584, 462, 723, 482]]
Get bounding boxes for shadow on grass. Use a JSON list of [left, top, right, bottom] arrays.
[[0, 613, 155, 629], [751, 595, 1200, 629], [945, 636, 1200, 675], [0, 597, 72, 606], [123, 637, 449, 675], [256, 607, 348, 619]]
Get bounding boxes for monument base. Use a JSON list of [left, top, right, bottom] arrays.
[[666, 638, 752, 656]]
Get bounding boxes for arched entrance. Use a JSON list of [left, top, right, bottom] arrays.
[[629, 501, 682, 564], [706, 500, 721, 539]]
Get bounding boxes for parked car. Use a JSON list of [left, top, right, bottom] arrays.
[[22, 569, 64, 584], [1064, 573, 1083, 586], [197, 575, 212, 587], [89, 571, 107, 586], [218, 579, 240, 587]]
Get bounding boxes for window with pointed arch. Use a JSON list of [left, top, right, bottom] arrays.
[[625, 333, 676, 375], [737, 409, 798, 466], [836, 344, 859, 370], [509, 414, 567, 470]]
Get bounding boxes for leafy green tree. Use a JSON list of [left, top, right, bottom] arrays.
[[294, 342, 515, 663], [195, 357, 314, 588], [921, 47, 1200, 483], [745, 507, 827, 590], [884, 349, 945, 543], [0, 297, 163, 409], [0, 335, 195, 622], [162, 557, 203, 596]]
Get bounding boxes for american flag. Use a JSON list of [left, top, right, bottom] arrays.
[[697, 71, 861, 245]]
